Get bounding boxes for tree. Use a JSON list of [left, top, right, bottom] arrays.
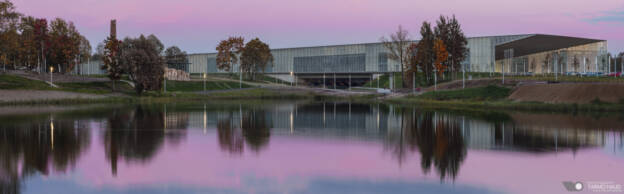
[[381, 25, 411, 88], [164, 46, 189, 67], [91, 42, 105, 61], [216, 37, 244, 72], [446, 15, 468, 76], [33, 18, 48, 73], [406, 42, 419, 88], [415, 21, 435, 85], [434, 16, 450, 72], [240, 38, 273, 80], [0, 0, 20, 30], [147, 34, 164, 55], [18, 16, 38, 70], [78, 35, 91, 64], [101, 35, 122, 91], [47, 18, 81, 73], [120, 35, 165, 95], [434, 39, 449, 77], [0, 0, 21, 70], [434, 15, 468, 80]]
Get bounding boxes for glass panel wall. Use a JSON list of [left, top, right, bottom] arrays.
[[495, 41, 608, 74]]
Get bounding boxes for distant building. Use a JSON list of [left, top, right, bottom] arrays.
[[187, 34, 607, 83]]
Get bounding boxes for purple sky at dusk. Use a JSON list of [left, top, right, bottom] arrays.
[[10, 0, 624, 54]]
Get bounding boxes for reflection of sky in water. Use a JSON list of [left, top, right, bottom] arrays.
[[602, 132, 624, 158], [2, 103, 624, 194], [23, 174, 499, 194], [16, 130, 623, 194]]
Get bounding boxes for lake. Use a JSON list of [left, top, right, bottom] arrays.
[[0, 101, 623, 194]]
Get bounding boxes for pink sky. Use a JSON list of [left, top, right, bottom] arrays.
[[10, 0, 624, 54]]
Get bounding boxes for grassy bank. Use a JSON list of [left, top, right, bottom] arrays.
[[388, 85, 624, 112], [0, 88, 324, 106], [165, 80, 252, 92]]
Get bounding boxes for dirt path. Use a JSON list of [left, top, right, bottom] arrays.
[[0, 90, 105, 103]]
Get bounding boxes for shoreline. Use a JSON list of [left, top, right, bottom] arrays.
[[2, 87, 624, 114]]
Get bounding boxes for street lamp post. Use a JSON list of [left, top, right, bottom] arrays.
[[49, 66, 54, 84], [412, 71, 415, 93], [203, 73, 206, 92]]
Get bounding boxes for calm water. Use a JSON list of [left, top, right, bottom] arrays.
[[0, 101, 623, 194]]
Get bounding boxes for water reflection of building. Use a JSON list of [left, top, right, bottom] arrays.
[[462, 117, 605, 152], [185, 103, 607, 153]]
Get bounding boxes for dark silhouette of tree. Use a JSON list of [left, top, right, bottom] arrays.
[[120, 35, 165, 94]]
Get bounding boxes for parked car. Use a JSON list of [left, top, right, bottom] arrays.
[[607, 72, 622, 77], [566, 72, 579, 76]]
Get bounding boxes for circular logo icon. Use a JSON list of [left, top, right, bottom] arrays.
[[575, 182, 584, 191]]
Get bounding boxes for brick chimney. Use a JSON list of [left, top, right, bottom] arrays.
[[110, 20, 117, 38]]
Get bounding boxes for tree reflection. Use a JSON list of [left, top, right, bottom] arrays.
[[0, 119, 91, 194], [216, 109, 272, 154], [217, 113, 244, 154], [386, 108, 467, 181], [103, 105, 188, 176]]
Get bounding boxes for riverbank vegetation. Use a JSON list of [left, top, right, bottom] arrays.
[[0, 0, 90, 73]]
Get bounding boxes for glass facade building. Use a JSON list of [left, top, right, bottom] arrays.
[[186, 34, 608, 78], [494, 35, 608, 74]]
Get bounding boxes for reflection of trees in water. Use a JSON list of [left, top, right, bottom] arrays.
[[103, 105, 188, 176], [386, 109, 467, 181], [217, 109, 272, 154], [217, 113, 243, 154], [0, 119, 91, 194]]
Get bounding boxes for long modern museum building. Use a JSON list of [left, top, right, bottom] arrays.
[[185, 34, 607, 85]]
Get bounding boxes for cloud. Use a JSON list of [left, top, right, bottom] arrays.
[[589, 9, 624, 23]]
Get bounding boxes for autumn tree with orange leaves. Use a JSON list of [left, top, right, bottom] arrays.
[[433, 39, 448, 77], [216, 37, 244, 72]]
